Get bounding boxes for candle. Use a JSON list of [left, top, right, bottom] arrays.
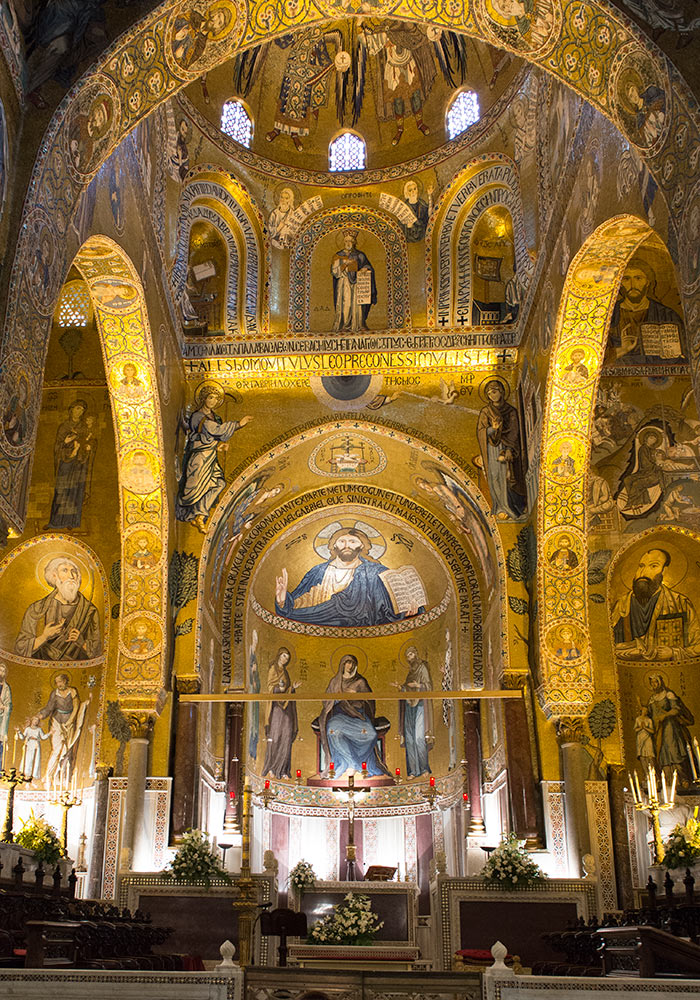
[[19, 743, 26, 776], [230, 790, 235, 800], [463, 792, 469, 802], [296, 770, 301, 779], [687, 744, 698, 780], [634, 771, 643, 803], [264, 779, 270, 790], [395, 767, 401, 777], [429, 776, 435, 787], [361, 762, 367, 771], [329, 762, 335, 772], [694, 738, 700, 777], [661, 770, 668, 804], [670, 769, 678, 804]]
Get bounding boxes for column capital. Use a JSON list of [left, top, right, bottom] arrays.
[[175, 674, 201, 696], [502, 671, 528, 691], [555, 715, 587, 746], [127, 711, 155, 740], [94, 763, 113, 781]]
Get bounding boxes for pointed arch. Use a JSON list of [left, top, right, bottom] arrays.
[[537, 215, 673, 717], [171, 166, 269, 337], [72, 237, 168, 706], [0, 0, 699, 528], [192, 419, 509, 693], [426, 156, 532, 328]]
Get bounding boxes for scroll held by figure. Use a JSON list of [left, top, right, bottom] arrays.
[[331, 230, 377, 333]]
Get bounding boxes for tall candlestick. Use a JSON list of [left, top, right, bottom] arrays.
[[241, 777, 251, 874], [19, 744, 26, 776], [688, 743, 699, 780], [661, 770, 668, 804], [694, 738, 700, 778], [670, 769, 678, 804]]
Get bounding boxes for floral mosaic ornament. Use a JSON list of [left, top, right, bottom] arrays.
[[538, 216, 662, 716]]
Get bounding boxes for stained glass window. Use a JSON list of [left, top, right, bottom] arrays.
[[329, 132, 366, 172], [57, 281, 90, 328], [220, 100, 253, 148], [446, 91, 480, 140]]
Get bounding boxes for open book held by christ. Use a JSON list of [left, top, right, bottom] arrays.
[[379, 566, 428, 616]]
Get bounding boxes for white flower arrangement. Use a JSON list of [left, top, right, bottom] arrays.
[[481, 832, 545, 889], [289, 859, 316, 894], [306, 892, 384, 946]]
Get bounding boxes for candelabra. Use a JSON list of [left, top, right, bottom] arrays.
[[421, 775, 439, 809], [49, 779, 83, 856], [259, 779, 278, 809], [0, 766, 32, 843], [628, 765, 677, 865]]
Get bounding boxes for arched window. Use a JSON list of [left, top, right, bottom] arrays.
[[57, 280, 91, 328], [446, 91, 480, 140], [220, 100, 253, 147], [329, 131, 366, 172]]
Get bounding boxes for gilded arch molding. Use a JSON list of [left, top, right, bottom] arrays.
[[73, 237, 169, 706], [171, 165, 269, 337], [0, 0, 699, 530], [192, 418, 509, 690], [537, 214, 667, 718]]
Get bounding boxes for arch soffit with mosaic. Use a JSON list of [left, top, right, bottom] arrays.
[[288, 207, 410, 333], [0, 0, 699, 530], [428, 156, 532, 326], [192, 419, 508, 690], [537, 214, 671, 719], [172, 165, 269, 336], [71, 236, 169, 707]]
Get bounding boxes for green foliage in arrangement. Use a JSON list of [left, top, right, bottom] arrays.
[[163, 829, 231, 887], [480, 832, 546, 889], [663, 809, 700, 871], [15, 811, 63, 865]]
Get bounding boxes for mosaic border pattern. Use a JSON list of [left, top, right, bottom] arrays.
[[537, 216, 658, 716]]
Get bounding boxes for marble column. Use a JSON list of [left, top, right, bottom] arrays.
[[503, 675, 542, 848], [171, 676, 201, 839], [119, 713, 153, 871], [462, 700, 486, 835], [224, 702, 244, 833], [86, 764, 111, 899], [556, 716, 593, 877]]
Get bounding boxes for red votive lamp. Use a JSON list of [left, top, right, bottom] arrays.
[[264, 779, 270, 790], [463, 792, 469, 802], [296, 769, 302, 779], [361, 761, 367, 771], [429, 776, 435, 787], [329, 762, 335, 772], [229, 791, 235, 800], [395, 767, 401, 777]]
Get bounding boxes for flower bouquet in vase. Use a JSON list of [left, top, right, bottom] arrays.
[[307, 893, 383, 946], [480, 832, 546, 889]]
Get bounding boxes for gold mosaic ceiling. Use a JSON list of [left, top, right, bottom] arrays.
[[184, 18, 524, 173]]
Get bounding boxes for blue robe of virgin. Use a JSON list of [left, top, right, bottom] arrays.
[[276, 556, 422, 627]]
